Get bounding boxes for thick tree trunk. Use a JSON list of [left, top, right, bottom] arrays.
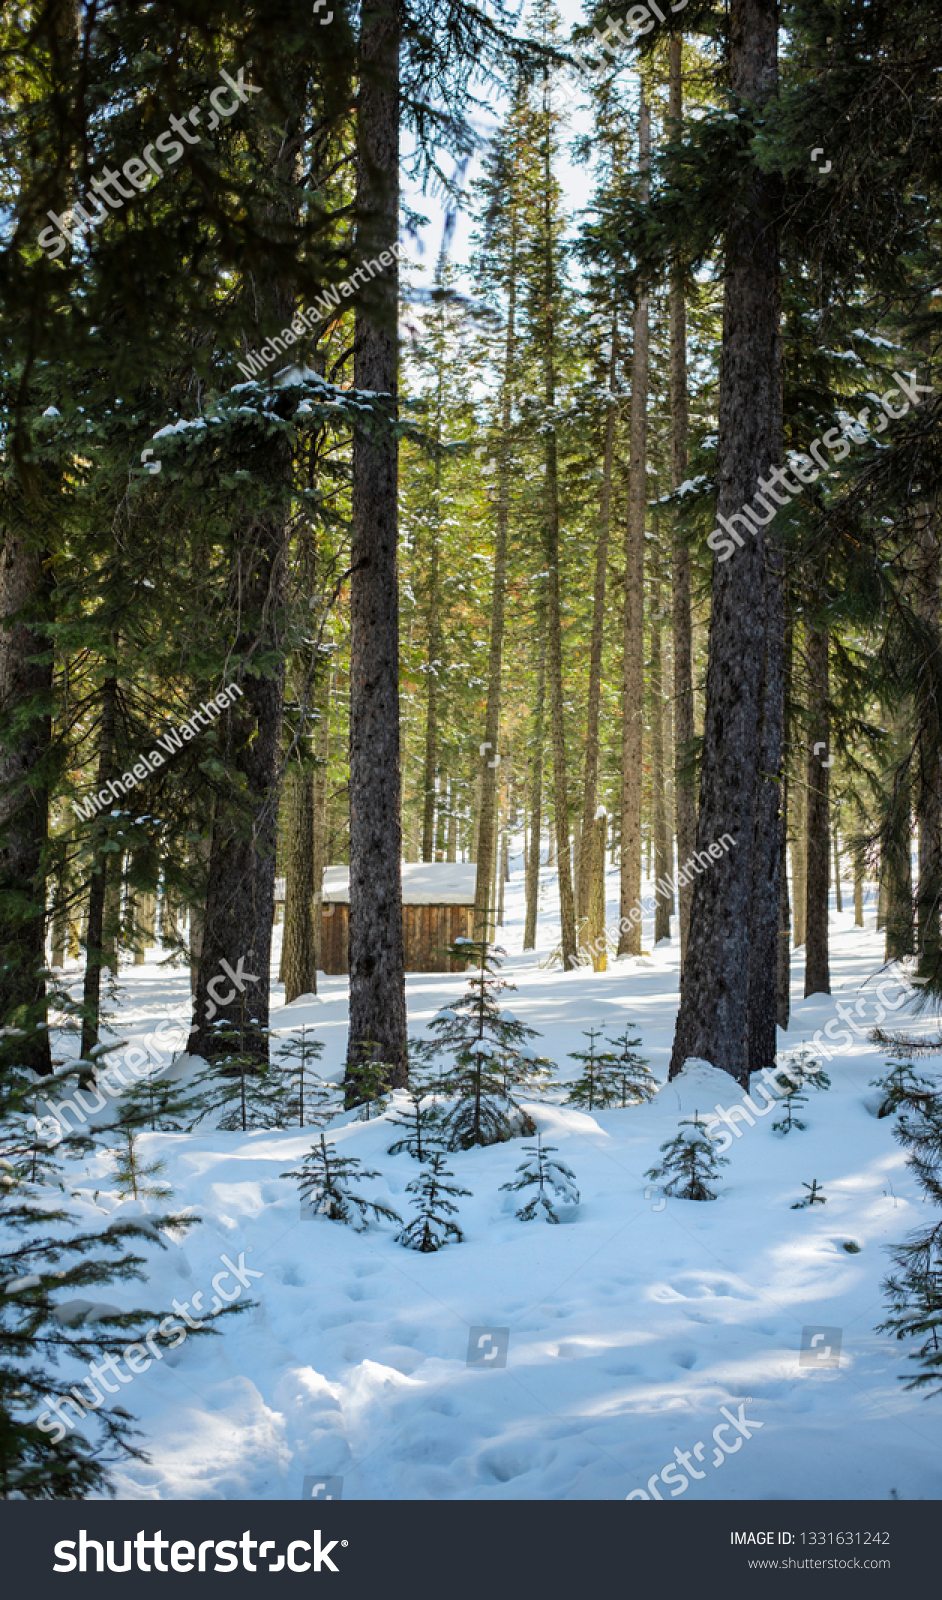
[[345, 0, 407, 1088], [669, 36, 696, 975], [281, 765, 316, 1003], [804, 626, 830, 996], [577, 312, 617, 922], [618, 94, 651, 958], [0, 529, 53, 1074], [669, 0, 782, 1087]]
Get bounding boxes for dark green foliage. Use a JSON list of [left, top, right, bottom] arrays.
[[565, 1026, 618, 1111], [646, 1113, 729, 1202], [604, 1027, 656, 1107], [386, 1089, 445, 1161], [187, 1017, 281, 1133], [0, 1183, 199, 1498], [500, 1134, 579, 1223], [872, 1059, 936, 1120], [396, 1152, 470, 1251], [109, 1126, 170, 1204], [792, 1178, 827, 1209], [282, 1133, 401, 1231], [878, 1068, 942, 1393]]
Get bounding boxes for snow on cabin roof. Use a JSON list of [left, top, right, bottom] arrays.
[[320, 862, 477, 905]]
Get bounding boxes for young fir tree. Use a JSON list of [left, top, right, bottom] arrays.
[[565, 1026, 619, 1110], [605, 1026, 656, 1107], [272, 1025, 335, 1128], [781, 1046, 831, 1093], [792, 1178, 828, 1209], [500, 1133, 579, 1222], [646, 1113, 729, 1202], [878, 1077, 942, 1393], [427, 937, 552, 1149], [387, 1089, 446, 1161], [396, 1152, 470, 1252], [772, 1079, 809, 1134], [110, 1062, 193, 1134], [109, 1124, 170, 1204], [282, 1133, 401, 1231], [188, 1016, 281, 1134]]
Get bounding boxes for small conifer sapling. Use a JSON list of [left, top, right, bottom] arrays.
[[396, 1153, 470, 1251], [500, 1134, 580, 1222], [282, 1134, 401, 1230], [645, 1112, 729, 1201]]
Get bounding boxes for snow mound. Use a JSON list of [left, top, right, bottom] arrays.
[[669, 1057, 740, 1111], [518, 1102, 609, 1141]]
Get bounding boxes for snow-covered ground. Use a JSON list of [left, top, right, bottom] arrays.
[[37, 858, 942, 1499]]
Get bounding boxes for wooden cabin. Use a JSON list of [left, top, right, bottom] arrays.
[[276, 863, 477, 975]]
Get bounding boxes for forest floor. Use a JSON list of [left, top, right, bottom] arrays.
[[49, 859, 942, 1500]]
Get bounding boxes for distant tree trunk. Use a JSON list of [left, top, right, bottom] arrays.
[[578, 310, 617, 922], [345, 0, 407, 1089], [473, 202, 516, 943], [446, 784, 458, 863], [281, 766, 316, 1003], [312, 675, 330, 973], [804, 626, 830, 996], [618, 93, 651, 959], [523, 621, 546, 951], [0, 526, 53, 1074], [539, 71, 576, 971], [669, 0, 783, 1088], [421, 520, 441, 863], [669, 36, 696, 976], [588, 811, 607, 971], [832, 824, 843, 914], [81, 672, 117, 1059], [884, 746, 914, 962], [854, 849, 864, 927], [652, 572, 671, 943], [777, 772, 791, 1028], [791, 784, 806, 947]]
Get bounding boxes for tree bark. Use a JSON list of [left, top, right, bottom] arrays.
[[668, 36, 696, 974], [915, 509, 942, 979], [281, 765, 316, 1003], [523, 619, 546, 951], [618, 93, 651, 958], [832, 822, 843, 914], [473, 192, 517, 944], [540, 70, 577, 970], [577, 311, 617, 922], [804, 625, 830, 996], [669, 0, 782, 1087], [652, 571, 671, 943], [81, 672, 117, 1058], [588, 811, 608, 971], [0, 527, 53, 1074], [345, 0, 407, 1087]]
